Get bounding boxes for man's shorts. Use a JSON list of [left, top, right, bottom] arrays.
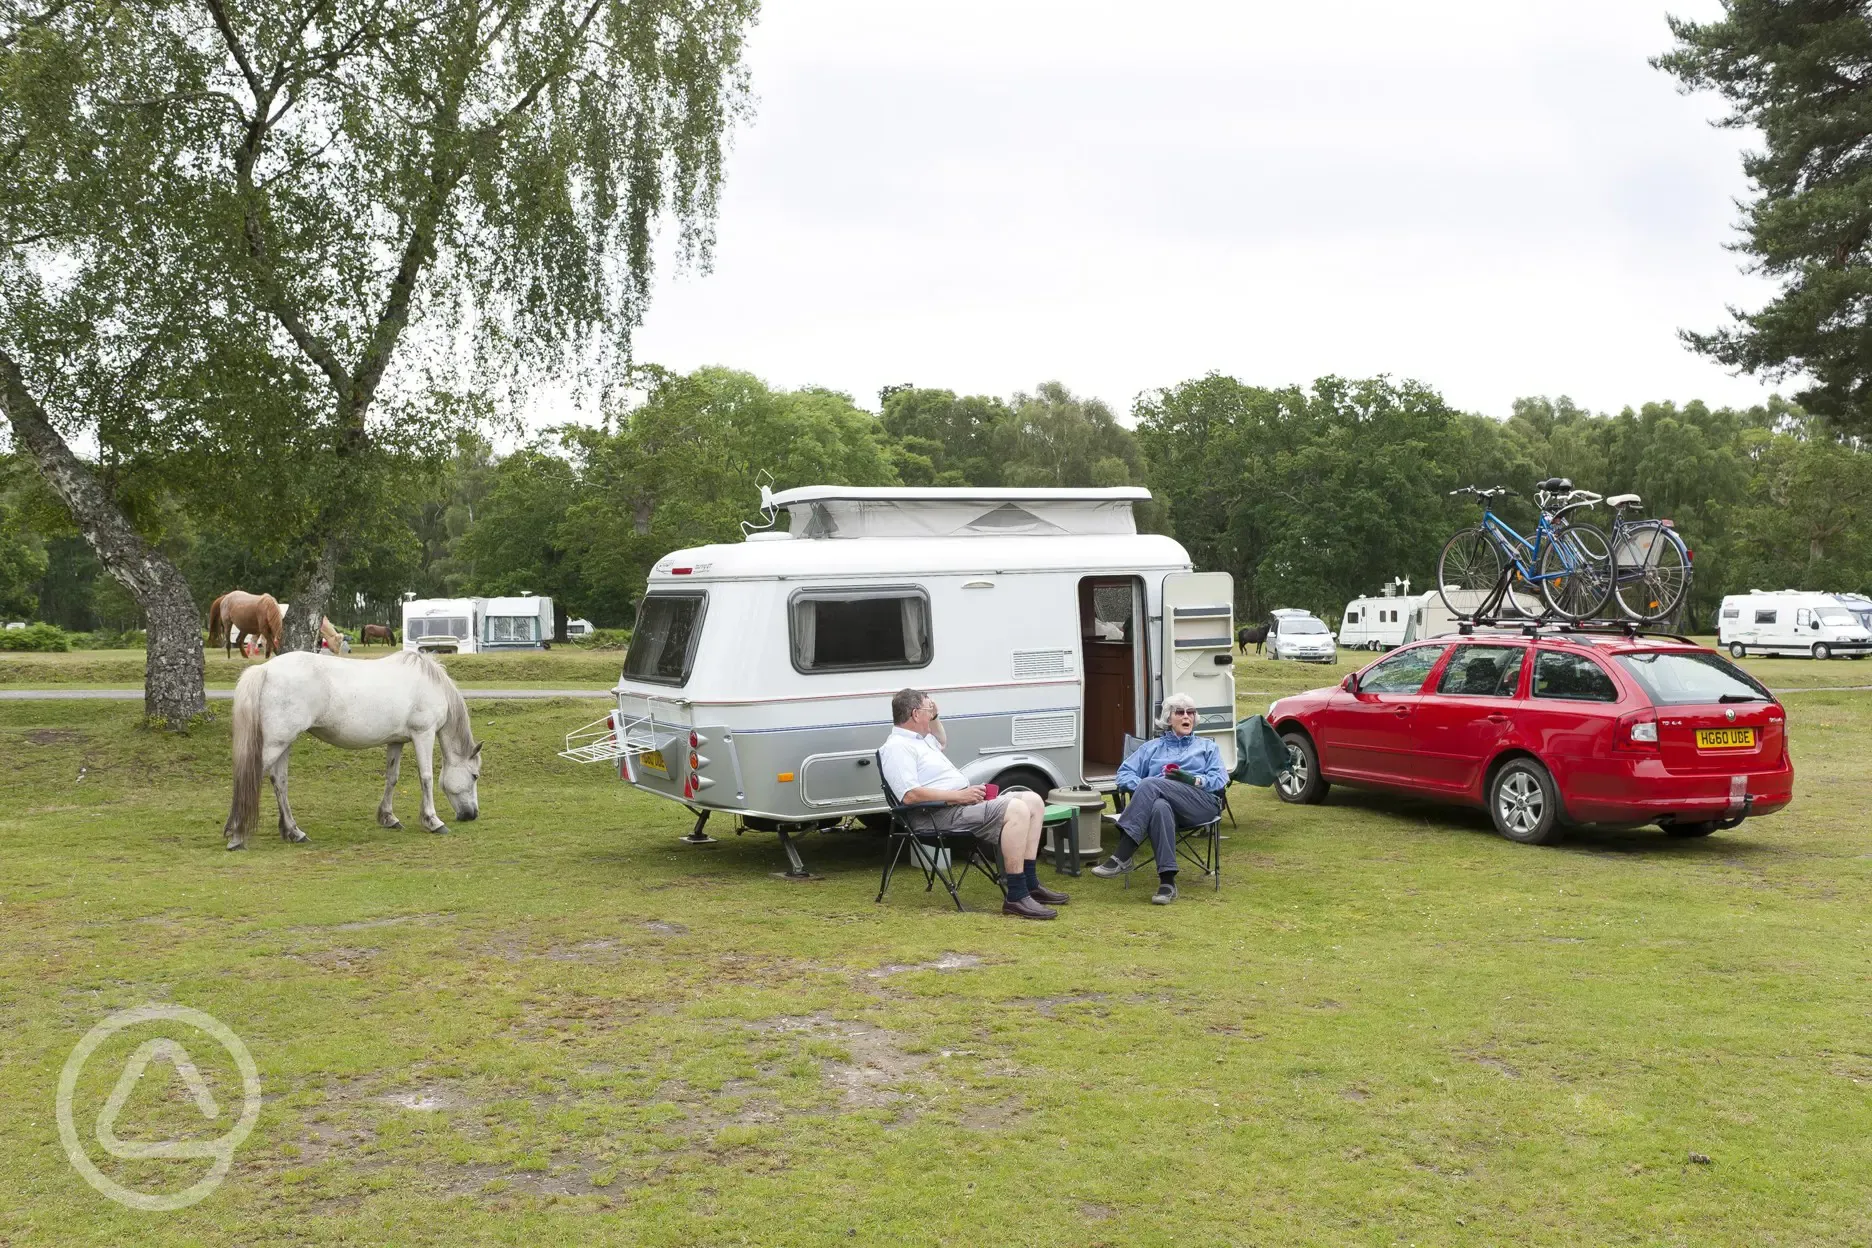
[[923, 794, 1012, 848]]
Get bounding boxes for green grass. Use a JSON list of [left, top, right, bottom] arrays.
[[1, 683, 1869, 1245]]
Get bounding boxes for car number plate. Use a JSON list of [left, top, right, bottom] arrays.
[[638, 749, 668, 775], [1695, 728, 1755, 749]]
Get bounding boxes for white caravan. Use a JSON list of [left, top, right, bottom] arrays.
[[567, 617, 595, 638], [402, 597, 485, 654], [1338, 579, 1424, 651], [1717, 590, 1872, 660], [563, 486, 1237, 875], [481, 594, 554, 650], [1401, 587, 1533, 643]]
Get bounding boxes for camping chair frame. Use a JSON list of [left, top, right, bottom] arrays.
[[874, 752, 1006, 911]]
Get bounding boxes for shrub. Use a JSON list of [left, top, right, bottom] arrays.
[[0, 623, 72, 652], [570, 628, 631, 650], [76, 629, 148, 650]]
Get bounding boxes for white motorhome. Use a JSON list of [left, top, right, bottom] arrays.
[[402, 597, 484, 654], [1338, 579, 1424, 651], [1835, 593, 1872, 633], [481, 594, 554, 650], [1718, 590, 1872, 660], [563, 486, 1237, 874]]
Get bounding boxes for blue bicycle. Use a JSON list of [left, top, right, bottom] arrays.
[[1438, 478, 1613, 622]]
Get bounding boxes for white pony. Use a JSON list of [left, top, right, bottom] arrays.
[[222, 650, 481, 850]]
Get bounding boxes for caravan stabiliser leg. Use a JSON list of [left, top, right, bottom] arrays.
[[775, 826, 812, 878], [681, 808, 717, 845]]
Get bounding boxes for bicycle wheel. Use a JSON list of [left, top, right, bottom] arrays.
[[1537, 521, 1613, 621], [1437, 528, 1524, 617], [1613, 521, 1692, 623]]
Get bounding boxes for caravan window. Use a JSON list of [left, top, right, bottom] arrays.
[[790, 587, 931, 673], [625, 593, 707, 686], [485, 615, 540, 644], [409, 616, 468, 640], [1721, 607, 1739, 619], [1754, 609, 1778, 625]]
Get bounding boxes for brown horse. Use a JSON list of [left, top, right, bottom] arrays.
[[208, 591, 284, 658], [360, 624, 397, 647]]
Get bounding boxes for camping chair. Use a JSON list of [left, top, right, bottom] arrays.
[[874, 751, 1006, 911], [1107, 734, 1226, 890]]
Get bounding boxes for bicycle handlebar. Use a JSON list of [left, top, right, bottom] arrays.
[[1449, 486, 1516, 499]]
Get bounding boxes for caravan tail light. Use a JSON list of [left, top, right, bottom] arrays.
[[671, 567, 693, 576]]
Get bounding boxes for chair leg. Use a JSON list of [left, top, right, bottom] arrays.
[[876, 836, 908, 903], [1224, 791, 1236, 828]]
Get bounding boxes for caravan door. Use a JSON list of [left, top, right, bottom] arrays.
[[1161, 572, 1237, 772]]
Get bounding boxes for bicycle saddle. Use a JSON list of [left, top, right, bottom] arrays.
[[1606, 493, 1641, 508], [1536, 476, 1572, 491]]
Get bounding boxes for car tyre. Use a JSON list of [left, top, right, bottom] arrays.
[[1664, 820, 1719, 838], [1813, 642, 1832, 661], [1274, 731, 1329, 805], [1487, 757, 1563, 845], [1729, 643, 1746, 659]]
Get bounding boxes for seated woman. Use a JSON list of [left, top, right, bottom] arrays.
[[1091, 693, 1226, 905]]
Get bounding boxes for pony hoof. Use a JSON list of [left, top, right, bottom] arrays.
[[379, 816, 402, 830], [225, 841, 246, 852], [283, 830, 309, 844]]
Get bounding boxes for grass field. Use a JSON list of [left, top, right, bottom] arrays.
[[2, 646, 1869, 1246]]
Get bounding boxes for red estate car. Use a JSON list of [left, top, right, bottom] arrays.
[[1267, 631, 1794, 845]]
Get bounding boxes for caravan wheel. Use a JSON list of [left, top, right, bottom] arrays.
[[992, 766, 1054, 800], [1729, 643, 1746, 659], [1813, 642, 1832, 661]]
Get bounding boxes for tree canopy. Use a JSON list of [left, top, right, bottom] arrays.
[[1658, 1, 1872, 436]]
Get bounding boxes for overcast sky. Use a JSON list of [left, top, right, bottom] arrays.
[[614, 0, 1777, 422]]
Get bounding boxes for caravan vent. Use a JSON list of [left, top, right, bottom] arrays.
[[1011, 712, 1076, 747], [1012, 649, 1074, 679]]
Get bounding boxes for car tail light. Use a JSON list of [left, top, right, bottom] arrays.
[[1616, 709, 1659, 753]]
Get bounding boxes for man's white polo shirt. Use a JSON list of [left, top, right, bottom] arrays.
[[879, 725, 967, 800]]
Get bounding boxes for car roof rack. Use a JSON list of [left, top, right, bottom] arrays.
[[1455, 616, 1696, 646]]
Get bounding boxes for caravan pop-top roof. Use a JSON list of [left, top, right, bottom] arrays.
[[765, 485, 1149, 541], [648, 533, 1191, 584]]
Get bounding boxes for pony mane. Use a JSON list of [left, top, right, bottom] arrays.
[[396, 651, 475, 750]]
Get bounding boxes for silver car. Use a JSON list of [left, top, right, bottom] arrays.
[[1270, 612, 1338, 663]]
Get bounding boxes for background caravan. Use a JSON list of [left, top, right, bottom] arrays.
[[563, 486, 1237, 875]]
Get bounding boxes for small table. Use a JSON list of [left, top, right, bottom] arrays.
[[1040, 803, 1080, 876]]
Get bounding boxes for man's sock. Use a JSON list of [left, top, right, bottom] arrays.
[[1004, 869, 1030, 902], [1159, 870, 1177, 887], [1022, 861, 1041, 891]]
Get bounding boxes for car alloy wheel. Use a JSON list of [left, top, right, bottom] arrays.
[[1488, 758, 1562, 845], [1274, 731, 1329, 805]]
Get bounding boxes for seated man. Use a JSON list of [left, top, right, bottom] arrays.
[[879, 688, 1068, 920], [1092, 693, 1226, 905]]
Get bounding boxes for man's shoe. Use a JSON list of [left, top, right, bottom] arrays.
[[1002, 894, 1058, 920], [1150, 882, 1178, 905], [1090, 856, 1133, 879], [1028, 883, 1071, 906]]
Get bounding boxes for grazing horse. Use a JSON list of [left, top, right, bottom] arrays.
[[1237, 623, 1270, 655], [360, 623, 397, 647], [208, 590, 284, 658], [222, 650, 482, 850]]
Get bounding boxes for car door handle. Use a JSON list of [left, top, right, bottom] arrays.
[[1393, 707, 1410, 718], [1487, 714, 1509, 724]]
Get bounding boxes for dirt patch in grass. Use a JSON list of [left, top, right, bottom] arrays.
[[752, 1014, 931, 1111], [642, 920, 688, 935], [866, 951, 982, 978], [1010, 992, 1110, 1018], [23, 729, 82, 745]]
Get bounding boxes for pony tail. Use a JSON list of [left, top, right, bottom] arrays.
[[207, 595, 225, 648], [223, 665, 266, 849]]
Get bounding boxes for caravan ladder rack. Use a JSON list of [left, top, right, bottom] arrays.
[[560, 708, 678, 765]]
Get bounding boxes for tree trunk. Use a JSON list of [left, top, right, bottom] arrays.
[[0, 349, 206, 725], [553, 599, 568, 644], [283, 535, 342, 652]]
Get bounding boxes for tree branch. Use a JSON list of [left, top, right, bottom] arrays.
[[203, 0, 264, 98]]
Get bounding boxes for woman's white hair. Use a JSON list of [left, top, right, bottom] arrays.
[[1156, 692, 1199, 730]]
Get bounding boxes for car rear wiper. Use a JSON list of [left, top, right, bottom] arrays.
[[1719, 693, 1767, 702]]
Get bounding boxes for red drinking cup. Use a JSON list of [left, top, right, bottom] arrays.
[[982, 783, 1000, 800]]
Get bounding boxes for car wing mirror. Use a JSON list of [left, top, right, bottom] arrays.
[[1342, 673, 1359, 694]]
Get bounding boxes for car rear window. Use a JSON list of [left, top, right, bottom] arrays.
[[624, 593, 706, 685], [1532, 650, 1619, 702], [1614, 650, 1772, 706], [1436, 645, 1525, 697]]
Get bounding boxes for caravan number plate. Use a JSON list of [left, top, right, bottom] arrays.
[[1695, 728, 1755, 750], [638, 749, 668, 775]]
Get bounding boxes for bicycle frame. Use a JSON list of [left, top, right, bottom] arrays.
[[1476, 505, 1593, 585]]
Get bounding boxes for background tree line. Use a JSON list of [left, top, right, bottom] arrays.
[[6, 364, 1868, 637]]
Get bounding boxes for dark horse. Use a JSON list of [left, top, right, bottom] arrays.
[[360, 624, 398, 647], [1237, 623, 1270, 655]]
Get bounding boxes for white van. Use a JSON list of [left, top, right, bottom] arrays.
[[1718, 591, 1872, 659], [403, 597, 484, 654], [561, 486, 1237, 875], [1835, 593, 1872, 632], [1338, 580, 1423, 651]]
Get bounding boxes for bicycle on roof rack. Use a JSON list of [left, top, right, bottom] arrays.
[[1438, 477, 1613, 622], [1601, 493, 1693, 624]]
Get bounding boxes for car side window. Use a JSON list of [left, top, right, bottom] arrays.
[[1531, 651, 1619, 702], [1359, 645, 1445, 694], [1435, 645, 1525, 698]]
